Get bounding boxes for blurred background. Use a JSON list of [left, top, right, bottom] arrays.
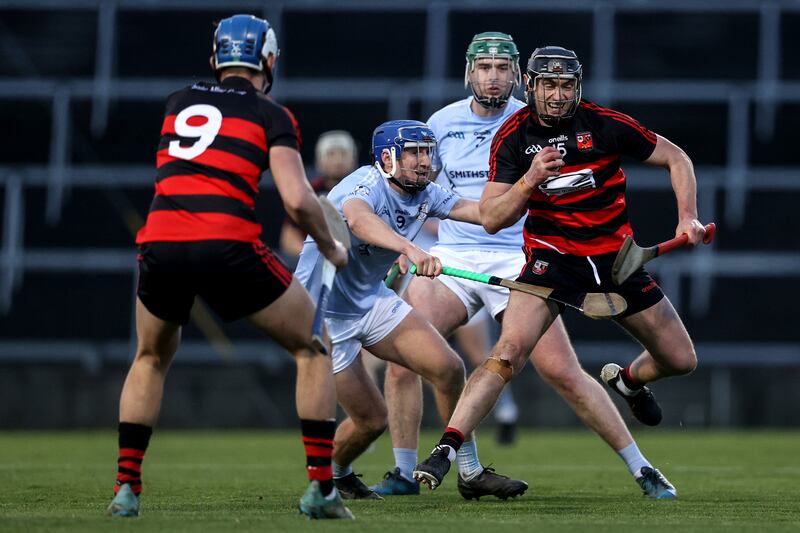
[[0, 0, 798, 430]]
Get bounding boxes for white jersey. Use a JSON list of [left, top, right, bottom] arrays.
[[428, 96, 526, 252], [295, 165, 459, 319]]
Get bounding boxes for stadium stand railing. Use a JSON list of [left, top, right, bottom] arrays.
[[0, 0, 798, 427]]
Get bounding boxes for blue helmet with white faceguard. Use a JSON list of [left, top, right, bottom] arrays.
[[213, 15, 279, 91], [371, 120, 439, 193]]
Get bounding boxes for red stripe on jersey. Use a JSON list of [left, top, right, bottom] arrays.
[[489, 108, 531, 182], [281, 105, 302, 150], [136, 211, 262, 243], [496, 106, 531, 140], [523, 222, 633, 256], [156, 148, 261, 188], [529, 194, 626, 227], [162, 115, 267, 151], [558, 154, 620, 176], [155, 174, 255, 208], [580, 102, 656, 144]]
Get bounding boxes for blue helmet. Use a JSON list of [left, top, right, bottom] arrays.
[[372, 120, 438, 193], [213, 14, 279, 73]]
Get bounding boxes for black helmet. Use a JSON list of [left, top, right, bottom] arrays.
[[526, 46, 583, 125]]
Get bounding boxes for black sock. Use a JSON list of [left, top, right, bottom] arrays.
[[621, 366, 643, 391], [116, 422, 152, 495], [438, 426, 465, 453], [300, 419, 336, 496]]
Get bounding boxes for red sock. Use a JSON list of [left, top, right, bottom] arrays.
[[115, 422, 152, 495], [301, 419, 335, 496]]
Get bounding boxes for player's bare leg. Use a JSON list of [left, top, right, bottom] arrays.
[[373, 278, 467, 495], [455, 312, 517, 445], [383, 362, 423, 451], [448, 292, 555, 434], [329, 356, 387, 500], [385, 276, 467, 435], [119, 299, 181, 427], [602, 297, 696, 429], [248, 278, 337, 419], [529, 317, 631, 450], [367, 309, 466, 429], [107, 299, 181, 517], [528, 315, 675, 497], [248, 278, 353, 516], [617, 297, 697, 383], [414, 291, 554, 493]]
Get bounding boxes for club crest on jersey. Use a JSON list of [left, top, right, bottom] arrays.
[[576, 132, 593, 151], [416, 201, 429, 221], [532, 259, 549, 275]]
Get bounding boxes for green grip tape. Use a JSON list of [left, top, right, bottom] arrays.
[[384, 263, 401, 287], [441, 266, 491, 283], [409, 264, 491, 284], [410, 264, 417, 275]]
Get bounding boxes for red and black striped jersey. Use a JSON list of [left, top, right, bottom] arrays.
[[136, 76, 301, 244], [488, 100, 657, 256]]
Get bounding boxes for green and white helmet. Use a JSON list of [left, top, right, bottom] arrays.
[[464, 31, 521, 109]]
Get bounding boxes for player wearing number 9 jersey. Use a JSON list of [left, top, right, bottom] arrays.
[[106, 14, 352, 521], [136, 75, 299, 244]]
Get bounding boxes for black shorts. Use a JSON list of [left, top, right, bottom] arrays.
[[517, 248, 664, 318], [137, 240, 292, 325]]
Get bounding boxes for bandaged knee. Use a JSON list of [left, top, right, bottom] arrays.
[[482, 357, 513, 383]]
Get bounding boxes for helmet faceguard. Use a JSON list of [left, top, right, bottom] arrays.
[[526, 46, 583, 126], [372, 120, 439, 194], [465, 32, 521, 109], [213, 14, 279, 93]]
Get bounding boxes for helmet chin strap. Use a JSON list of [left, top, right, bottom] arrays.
[[389, 176, 425, 194], [262, 62, 273, 94], [375, 149, 427, 194]]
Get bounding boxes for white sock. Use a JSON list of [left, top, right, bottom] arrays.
[[617, 442, 652, 478], [393, 448, 417, 482], [332, 461, 352, 479], [456, 440, 484, 481], [494, 386, 519, 424]]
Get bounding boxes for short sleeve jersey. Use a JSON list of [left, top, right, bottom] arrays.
[[294, 165, 460, 319], [489, 100, 657, 256], [136, 76, 300, 244], [427, 96, 526, 252]]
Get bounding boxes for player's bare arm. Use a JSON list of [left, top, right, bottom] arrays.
[[342, 197, 441, 278], [479, 146, 563, 234], [445, 198, 481, 225], [270, 145, 348, 269], [644, 134, 705, 245]]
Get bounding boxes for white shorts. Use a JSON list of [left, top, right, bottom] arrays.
[[430, 245, 525, 320], [326, 286, 412, 374]]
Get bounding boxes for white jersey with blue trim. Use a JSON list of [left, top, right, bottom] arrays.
[[428, 96, 526, 251], [295, 165, 460, 319]]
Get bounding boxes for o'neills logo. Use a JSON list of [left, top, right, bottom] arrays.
[[548, 134, 568, 143], [532, 259, 549, 275]]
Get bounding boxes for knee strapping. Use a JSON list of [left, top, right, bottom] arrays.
[[482, 357, 513, 383]]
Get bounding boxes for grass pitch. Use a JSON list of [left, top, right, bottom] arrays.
[[1, 430, 798, 532]]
